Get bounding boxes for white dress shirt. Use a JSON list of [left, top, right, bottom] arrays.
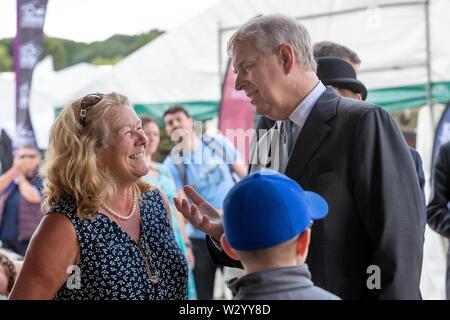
[[250, 81, 326, 173]]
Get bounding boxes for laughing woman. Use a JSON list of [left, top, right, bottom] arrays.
[[9, 92, 188, 300]]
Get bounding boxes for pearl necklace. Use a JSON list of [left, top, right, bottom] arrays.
[[101, 185, 138, 221]]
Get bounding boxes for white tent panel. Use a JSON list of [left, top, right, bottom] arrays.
[[0, 58, 111, 149], [430, 0, 450, 82], [0, 73, 16, 141], [72, 0, 447, 105]]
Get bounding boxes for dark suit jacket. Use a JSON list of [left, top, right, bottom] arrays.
[[410, 148, 425, 193], [408, 148, 426, 226], [257, 115, 426, 197], [427, 141, 450, 298], [428, 141, 450, 237], [0, 129, 13, 174], [208, 88, 425, 299]]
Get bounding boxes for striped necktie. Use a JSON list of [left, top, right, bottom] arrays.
[[279, 119, 292, 172]]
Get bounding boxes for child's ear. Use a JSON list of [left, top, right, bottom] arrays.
[[220, 234, 241, 261], [296, 228, 311, 262]]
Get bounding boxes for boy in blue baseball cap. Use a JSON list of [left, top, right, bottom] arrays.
[[220, 170, 340, 300]]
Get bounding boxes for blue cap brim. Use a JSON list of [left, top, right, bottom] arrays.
[[304, 191, 328, 220]]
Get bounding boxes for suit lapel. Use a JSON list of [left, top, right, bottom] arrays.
[[285, 88, 340, 181], [249, 123, 277, 173]]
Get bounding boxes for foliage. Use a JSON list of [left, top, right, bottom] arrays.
[[0, 29, 164, 71]]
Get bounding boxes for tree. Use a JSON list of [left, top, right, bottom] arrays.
[[0, 29, 164, 72], [0, 45, 13, 72]]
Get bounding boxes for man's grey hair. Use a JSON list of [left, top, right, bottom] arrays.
[[227, 14, 317, 72], [313, 41, 361, 65]]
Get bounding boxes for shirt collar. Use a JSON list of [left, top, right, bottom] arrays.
[[288, 81, 326, 127]]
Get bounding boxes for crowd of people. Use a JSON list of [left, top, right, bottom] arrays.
[[0, 13, 448, 300]]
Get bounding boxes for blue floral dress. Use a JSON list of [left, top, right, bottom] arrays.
[[143, 163, 197, 299], [49, 188, 188, 300]]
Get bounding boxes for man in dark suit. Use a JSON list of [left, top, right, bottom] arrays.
[[175, 14, 424, 299], [427, 140, 450, 299]]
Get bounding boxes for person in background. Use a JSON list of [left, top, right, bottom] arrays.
[[313, 40, 361, 71], [315, 56, 366, 100], [141, 116, 197, 299], [9, 92, 188, 300], [220, 170, 339, 300], [0, 145, 42, 256], [427, 140, 450, 299]]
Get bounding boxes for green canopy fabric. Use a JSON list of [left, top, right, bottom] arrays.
[[367, 81, 450, 111], [55, 82, 450, 125]]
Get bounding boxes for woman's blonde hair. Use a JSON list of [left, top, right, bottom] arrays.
[[41, 92, 151, 220]]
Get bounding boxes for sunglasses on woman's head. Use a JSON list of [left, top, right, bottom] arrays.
[[79, 93, 104, 126]]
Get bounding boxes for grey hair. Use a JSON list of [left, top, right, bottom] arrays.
[[227, 14, 317, 72], [313, 41, 361, 65]]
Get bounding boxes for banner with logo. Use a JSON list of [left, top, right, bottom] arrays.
[[218, 58, 255, 164], [431, 103, 450, 165], [14, 0, 48, 147]]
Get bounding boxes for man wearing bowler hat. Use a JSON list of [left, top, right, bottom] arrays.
[[316, 56, 367, 101]]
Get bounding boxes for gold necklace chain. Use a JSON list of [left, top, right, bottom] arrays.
[[101, 185, 138, 221]]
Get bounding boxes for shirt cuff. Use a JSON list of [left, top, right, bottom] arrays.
[[209, 236, 223, 252]]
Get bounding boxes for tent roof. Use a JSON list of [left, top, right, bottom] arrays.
[[71, 0, 450, 106]]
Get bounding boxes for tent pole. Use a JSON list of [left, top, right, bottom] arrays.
[[218, 21, 223, 86], [425, 0, 435, 128]]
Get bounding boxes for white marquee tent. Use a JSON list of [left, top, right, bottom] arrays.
[[4, 0, 450, 148], [71, 0, 450, 112]]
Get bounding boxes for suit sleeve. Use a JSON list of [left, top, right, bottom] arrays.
[[206, 236, 243, 268], [409, 149, 426, 198], [409, 149, 426, 222], [351, 107, 424, 300], [427, 144, 450, 238]]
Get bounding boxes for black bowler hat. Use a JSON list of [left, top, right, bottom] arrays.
[[316, 57, 367, 100]]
